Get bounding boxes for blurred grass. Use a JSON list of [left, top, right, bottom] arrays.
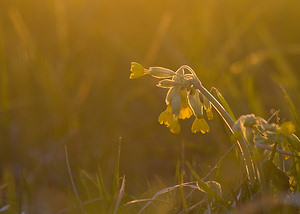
[[0, 0, 299, 212]]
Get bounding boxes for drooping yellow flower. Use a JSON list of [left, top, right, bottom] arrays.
[[158, 105, 173, 126], [179, 103, 193, 119], [129, 62, 148, 79], [158, 105, 181, 134], [179, 88, 193, 119], [169, 117, 181, 134], [191, 117, 210, 134]]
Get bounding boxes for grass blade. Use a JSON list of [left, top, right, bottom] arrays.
[[281, 86, 300, 133], [65, 144, 86, 214], [113, 175, 125, 214], [211, 87, 237, 121]]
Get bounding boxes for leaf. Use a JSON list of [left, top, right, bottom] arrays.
[[287, 134, 300, 152], [212, 87, 237, 121], [281, 86, 300, 133]]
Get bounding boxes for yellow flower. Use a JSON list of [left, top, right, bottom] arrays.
[[179, 88, 193, 119], [158, 106, 181, 134], [158, 105, 173, 126], [169, 117, 181, 134], [129, 62, 147, 79], [179, 103, 193, 119], [191, 117, 210, 134]]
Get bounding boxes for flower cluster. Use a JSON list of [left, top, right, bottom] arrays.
[[130, 62, 213, 134]]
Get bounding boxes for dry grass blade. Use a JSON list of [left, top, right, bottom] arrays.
[[0, 205, 10, 212], [203, 142, 237, 180], [255, 143, 300, 158], [113, 175, 126, 214], [65, 144, 86, 214], [126, 182, 198, 214]]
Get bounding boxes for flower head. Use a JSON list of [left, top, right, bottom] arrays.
[[158, 105, 181, 134], [178, 88, 193, 119], [130, 62, 148, 79]]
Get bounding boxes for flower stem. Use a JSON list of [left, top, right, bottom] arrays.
[[181, 65, 256, 183]]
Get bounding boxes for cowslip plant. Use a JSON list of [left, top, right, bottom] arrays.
[[130, 62, 257, 183], [129, 62, 300, 213]]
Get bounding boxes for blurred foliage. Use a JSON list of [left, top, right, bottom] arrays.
[[0, 0, 300, 213]]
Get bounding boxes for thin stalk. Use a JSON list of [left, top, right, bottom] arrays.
[[269, 134, 281, 163], [180, 65, 256, 183], [65, 145, 86, 214]]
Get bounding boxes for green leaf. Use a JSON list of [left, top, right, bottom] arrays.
[[212, 87, 237, 121], [281, 86, 300, 133]]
